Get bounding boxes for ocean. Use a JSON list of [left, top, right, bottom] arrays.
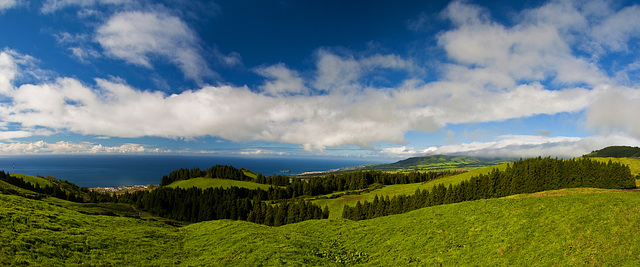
[[0, 155, 389, 188]]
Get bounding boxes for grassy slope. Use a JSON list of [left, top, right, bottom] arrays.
[[0, 194, 183, 266], [167, 177, 273, 190], [11, 174, 54, 188], [313, 164, 508, 219], [3, 188, 640, 265], [184, 189, 640, 266]]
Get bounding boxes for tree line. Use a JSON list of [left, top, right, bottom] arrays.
[[160, 164, 459, 199], [118, 167, 457, 226], [343, 157, 637, 221], [118, 186, 328, 225]]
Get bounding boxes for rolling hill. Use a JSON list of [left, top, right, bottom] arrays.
[[2, 188, 640, 265], [359, 155, 511, 172], [584, 146, 640, 158], [166, 177, 274, 190]]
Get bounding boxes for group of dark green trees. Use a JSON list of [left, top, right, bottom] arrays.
[[343, 157, 636, 220], [119, 166, 456, 226], [118, 186, 328, 225]]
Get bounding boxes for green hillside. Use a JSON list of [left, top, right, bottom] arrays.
[[361, 155, 510, 172], [312, 164, 508, 219], [0, 180, 38, 196], [3, 188, 640, 265], [584, 146, 640, 158], [184, 189, 640, 266], [11, 174, 54, 188], [167, 177, 274, 190], [0, 194, 183, 266]]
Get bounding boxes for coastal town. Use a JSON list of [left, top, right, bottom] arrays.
[[89, 184, 156, 194]]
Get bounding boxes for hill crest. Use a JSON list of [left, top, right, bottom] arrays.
[[584, 146, 640, 158], [361, 154, 510, 171]]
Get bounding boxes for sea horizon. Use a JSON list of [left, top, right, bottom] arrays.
[[0, 154, 391, 188]]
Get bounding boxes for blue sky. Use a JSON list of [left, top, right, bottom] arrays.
[[0, 0, 640, 159]]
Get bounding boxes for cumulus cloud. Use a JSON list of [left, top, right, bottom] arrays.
[[96, 11, 213, 83], [438, 3, 607, 86]]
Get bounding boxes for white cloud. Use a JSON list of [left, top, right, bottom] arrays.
[[237, 149, 288, 156], [255, 63, 309, 95], [590, 5, 640, 52], [312, 50, 419, 92], [54, 33, 101, 63], [0, 50, 18, 94], [586, 86, 640, 138], [381, 134, 640, 159], [438, 4, 607, 86], [40, 0, 131, 14], [0, 140, 169, 154], [0, 0, 18, 11], [96, 11, 213, 83]]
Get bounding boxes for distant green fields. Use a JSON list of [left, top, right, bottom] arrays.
[[360, 155, 511, 172], [313, 164, 508, 219], [167, 177, 273, 190]]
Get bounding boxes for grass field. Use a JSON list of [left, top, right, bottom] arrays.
[[3, 187, 640, 265], [167, 177, 273, 190], [0, 194, 183, 266], [312, 164, 508, 219], [184, 188, 640, 266]]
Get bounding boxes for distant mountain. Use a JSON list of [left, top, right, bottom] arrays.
[[584, 146, 640, 158], [360, 155, 511, 171]]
